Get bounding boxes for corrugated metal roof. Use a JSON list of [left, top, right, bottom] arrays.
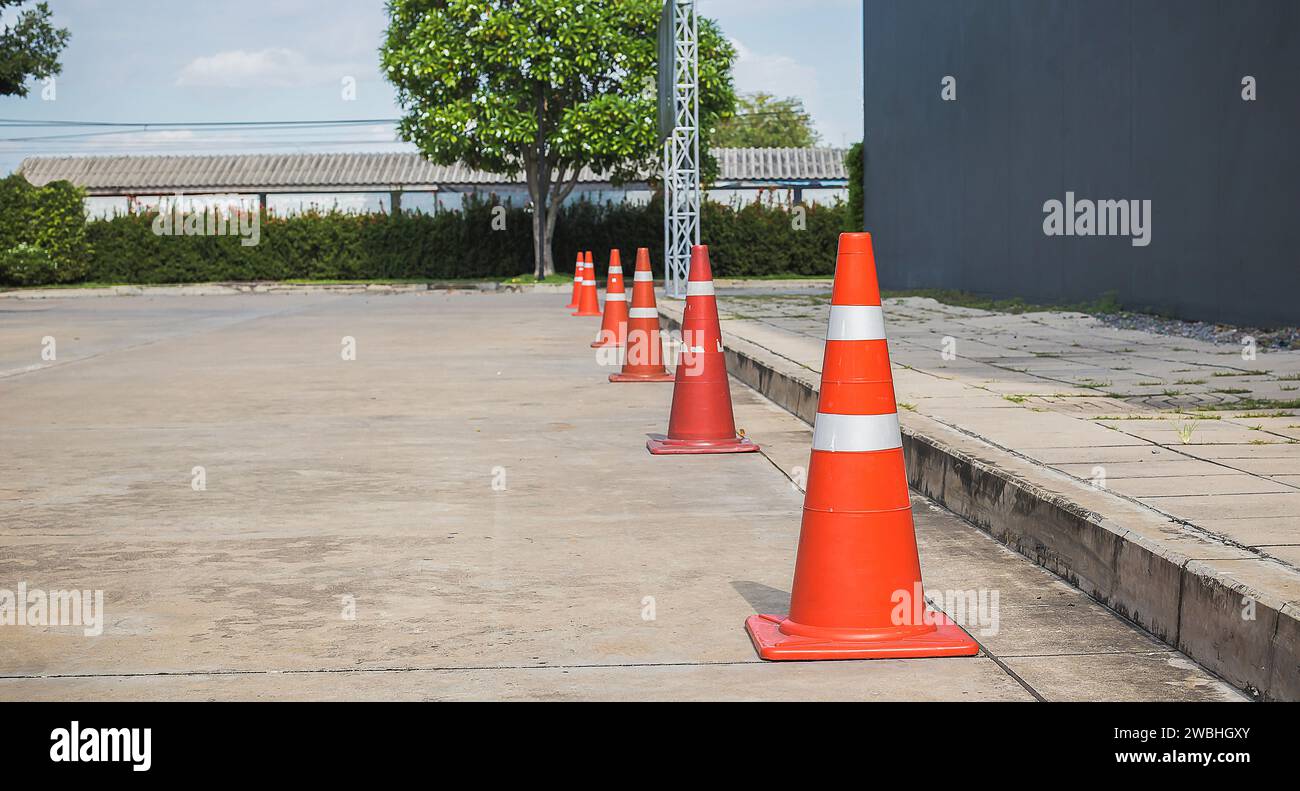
[[17, 147, 849, 195], [715, 146, 848, 181]]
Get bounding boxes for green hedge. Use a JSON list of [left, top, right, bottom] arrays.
[[0, 174, 90, 285], [83, 199, 539, 284], [5, 188, 850, 286], [845, 142, 864, 232]]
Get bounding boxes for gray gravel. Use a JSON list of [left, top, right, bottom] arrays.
[[1095, 311, 1299, 350]]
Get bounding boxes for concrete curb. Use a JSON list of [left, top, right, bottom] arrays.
[[0, 281, 567, 299], [659, 303, 1298, 701]]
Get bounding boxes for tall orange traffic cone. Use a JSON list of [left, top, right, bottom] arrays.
[[591, 249, 628, 348], [566, 252, 583, 308], [745, 233, 979, 660], [646, 245, 758, 454], [572, 251, 601, 317], [610, 248, 674, 382]]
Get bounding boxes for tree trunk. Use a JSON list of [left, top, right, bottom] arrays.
[[530, 89, 554, 279], [523, 152, 543, 279], [546, 168, 579, 277], [531, 184, 546, 280], [523, 159, 557, 280], [532, 172, 551, 280]]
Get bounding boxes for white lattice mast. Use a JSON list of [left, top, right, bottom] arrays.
[[663, 0, 700, 299]]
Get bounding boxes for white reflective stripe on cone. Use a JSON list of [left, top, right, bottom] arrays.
[[634, 271, 654, 282], [685, 281, 715, 296], [629, 307, 658, 318], [608, 266, 623, 274], [826, 305, 887, 341], [811, 412, 902, 452], [583, 280, 596, 285], [573, 275, 582, 281], [605, 293, 627, 301]]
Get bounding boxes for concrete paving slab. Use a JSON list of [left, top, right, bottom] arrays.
[[1139, 493, 1300, 521], [1189, 517, 1300, 549], [0, 657, 1032, 702], [664, 290, 1300, 699], [1256, 545, 1300, 566], [1106, 474, 1295, 498], [1030, 445, 1193, 465], [1001, 651, 1247, 703], [1051, 458, 1242, 478], [0, 290, 1242, 701]]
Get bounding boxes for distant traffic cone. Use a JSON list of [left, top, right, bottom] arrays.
[[646, 245, 758, 454], [591, 249, 629, 348], [745, 232, 979, 660], [572, 251, 601, 317], [566, 252, 583, 308], [610, 248, 674, 383]]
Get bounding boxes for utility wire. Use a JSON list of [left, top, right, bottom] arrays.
[[0, 117, 400, 127], [1, 124, 399, 143]]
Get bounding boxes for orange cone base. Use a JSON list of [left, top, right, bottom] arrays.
[[744, 613, 979, 661], [609, 371, 675, 383], [646, 434, 760, 455], [572, 309, 601, 317], [590, 338, 623, 348]]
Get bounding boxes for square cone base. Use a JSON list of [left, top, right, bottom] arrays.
[[609, 371, 675, 383], [744, 613, 980, 661], [646, 434, 760, 455], [572, 310, 601, 317], [591, 338, 623, 348]]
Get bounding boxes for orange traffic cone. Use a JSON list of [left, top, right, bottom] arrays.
[[566, 252, 583, 308], [591, 249, 628, 348], [572, 251, 601, 317], [610, 248, 673, 382], [646, 245, 758, 454], [745, 233, 979, 660]]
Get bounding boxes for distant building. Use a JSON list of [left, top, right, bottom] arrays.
[[18, 148, 850, 219]]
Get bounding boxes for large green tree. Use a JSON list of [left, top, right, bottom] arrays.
[[0, 1, 69, 97], [713, 92, 820, 148], [381, 0, 735, 278]]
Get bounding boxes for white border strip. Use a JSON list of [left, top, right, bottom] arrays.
[[826, 305, 886, 341], [604, 293, 626, 301], [685, 281, 715, 296], [811, 412, 901, 452], [629, 307, 658, 318], [634, 271, 654, 282]]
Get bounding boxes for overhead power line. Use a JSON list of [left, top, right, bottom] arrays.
[[0, 118, 402, 143], [0, 117, 400, 127]]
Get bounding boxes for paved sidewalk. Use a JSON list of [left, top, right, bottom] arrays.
[[660, 288, 1300, 699], [0, 291, 1238, 700]]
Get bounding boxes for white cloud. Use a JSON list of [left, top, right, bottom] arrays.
[[729, 37, 819, 101], [176, 48, 334, 89], [725, 37, 863, 146]]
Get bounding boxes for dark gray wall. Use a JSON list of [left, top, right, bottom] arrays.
[[863, 0, 1300, 326]]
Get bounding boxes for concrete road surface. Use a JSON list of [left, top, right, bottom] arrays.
[[0, 291, 1243, 700]]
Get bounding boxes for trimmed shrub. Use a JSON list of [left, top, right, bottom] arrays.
[[0, 174, 90, 285], [0, 243, 60, 286], [845, 142, 864, 232], [7, 188, 849, 285]]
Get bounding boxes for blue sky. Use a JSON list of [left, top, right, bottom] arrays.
[[0, 0, 863, 174]]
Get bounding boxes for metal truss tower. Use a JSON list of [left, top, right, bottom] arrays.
[[662, 0, 700, 299]]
